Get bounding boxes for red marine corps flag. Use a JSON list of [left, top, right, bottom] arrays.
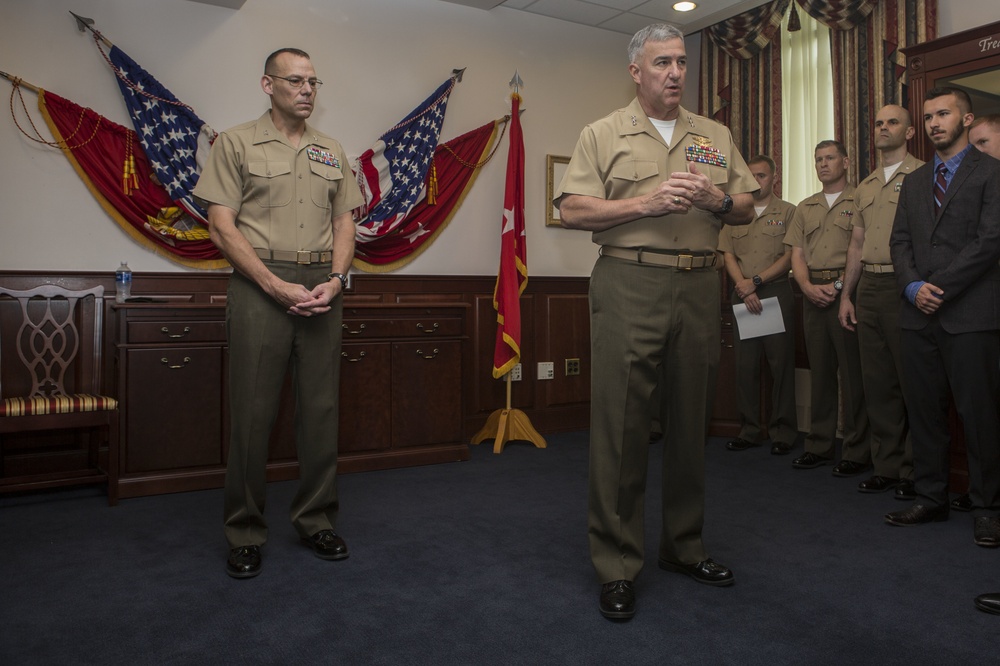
[[491, 88, 527, 379], [471, 73, 545, 454]]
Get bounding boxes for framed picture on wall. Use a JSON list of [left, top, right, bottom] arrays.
[[545, 155, 570, 227]]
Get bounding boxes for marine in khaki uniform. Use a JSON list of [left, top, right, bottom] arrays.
[[193, 48, 364, 579], [785, 140, 871, 475], [838, 105, 923, 500], [555, 24, 757, 621], [719, 155, 798, 456]]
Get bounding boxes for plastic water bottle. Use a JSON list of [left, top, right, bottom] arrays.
[[115, 261, 132, 303]]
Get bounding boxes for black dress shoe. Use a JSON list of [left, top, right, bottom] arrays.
[[770, 442, 793, 455], [226, 545, 262, 579], [658, 557, 734, 587], [895, 479, 915, 501], [885, 503, 949, 526], [952, 493, 973, 512], [858, 475, 899, 493], [832, 460, 871, 477], [974, 516, 1000, 548], [302, 530, 349, 560], [792, 452, 832, 469], [599, 580, 635, 620], [974, 593, 1000, 615], [726, 438, 760, 451]]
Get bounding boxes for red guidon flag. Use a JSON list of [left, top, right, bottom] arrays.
[[491, 93, 527, 378]]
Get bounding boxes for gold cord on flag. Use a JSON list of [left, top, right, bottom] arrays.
[[439, 114, 510, 168], [122, 130, 139, 195], [6, 76, 101, 150], [426, 160, 438, 205]]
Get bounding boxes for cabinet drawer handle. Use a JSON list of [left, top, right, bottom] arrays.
[[416, 348, 439, 359], [342, 323, 367, 335], [341, 350, 367, 362], [416, 322, 439, 334], [161, 326, 191, 338], [161, 356, 192, 369]]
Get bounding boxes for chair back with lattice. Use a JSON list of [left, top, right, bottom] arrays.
[[0, 284, 110, 415]]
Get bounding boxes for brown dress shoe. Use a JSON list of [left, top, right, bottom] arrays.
[[885, 504, 949, 526]]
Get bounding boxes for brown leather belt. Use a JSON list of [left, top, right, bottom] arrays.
[[809, 268, 843, 280], [601, 246, 717, 269], [862, 263, 894, 274], [254, 248, 332, 264]]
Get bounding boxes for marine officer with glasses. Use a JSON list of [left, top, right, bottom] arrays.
[[194, 47, 363, 579]]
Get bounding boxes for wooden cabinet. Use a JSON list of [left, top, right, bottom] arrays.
[[114, 302, 469, 498], [903, 20, 1000, 161], [337, 304, 469, 470]]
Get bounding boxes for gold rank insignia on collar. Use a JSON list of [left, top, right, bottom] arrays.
[[895, 182, 903, 191], [307, 146, 340, 168]]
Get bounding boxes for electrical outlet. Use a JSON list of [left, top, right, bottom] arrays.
[[510, 363, 522, 381], [537, 361, 554, 380], [565, 358, 580, 376]]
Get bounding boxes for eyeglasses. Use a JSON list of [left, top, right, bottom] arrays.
[[267, 74, 323, 90]]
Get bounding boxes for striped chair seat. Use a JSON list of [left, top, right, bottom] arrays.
[[1, 394, 119, 417]]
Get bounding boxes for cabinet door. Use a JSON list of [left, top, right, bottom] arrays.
[[339, 342, 392, 453], [391, 340, 462, 448], [124, 347, 224, 473]]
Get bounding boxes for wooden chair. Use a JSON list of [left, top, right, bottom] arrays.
[[0, 284, 119, 505]]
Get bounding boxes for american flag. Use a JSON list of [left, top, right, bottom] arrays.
[[107, 45, 216, 224], [355, 76, 457, 240]]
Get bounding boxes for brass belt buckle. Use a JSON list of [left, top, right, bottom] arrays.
[[296, 250, 312, 264], [677, 253, 694, 270]]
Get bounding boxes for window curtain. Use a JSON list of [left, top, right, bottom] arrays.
[[780, 6, 835, 207], [798, 0, 937, 182], [699, 0, 789, 187]]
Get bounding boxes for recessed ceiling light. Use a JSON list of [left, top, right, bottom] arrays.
[[673, 2, 697, 11]]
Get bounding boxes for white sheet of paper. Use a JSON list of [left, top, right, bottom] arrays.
[[732, 296, 785, 340]]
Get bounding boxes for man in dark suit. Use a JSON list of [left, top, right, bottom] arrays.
[[886, 88, 1000, 551]]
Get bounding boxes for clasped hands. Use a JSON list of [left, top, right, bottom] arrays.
[[645, 164, 723, 216], [271, 279, 340, 317]]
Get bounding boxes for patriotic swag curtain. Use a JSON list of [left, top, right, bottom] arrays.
[[700, 0, 937, 185], [808, 0, 937, 182], [699, 0, 789, 180]]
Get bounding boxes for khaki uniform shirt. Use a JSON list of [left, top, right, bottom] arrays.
[[853, 154, 924, 265], [193, 110, 363, 251], [718, 197, 796, 278], [554, 98, 757, 253], [784, 186, 856, 269]]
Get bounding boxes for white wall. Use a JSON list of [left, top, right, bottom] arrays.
[[0, 1, 991, 278]]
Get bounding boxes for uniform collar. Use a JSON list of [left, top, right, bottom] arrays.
[[619, 98, 697, 148], [252, 110, 331, 149]]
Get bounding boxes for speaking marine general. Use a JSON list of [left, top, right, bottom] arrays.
[[554, 23, 757, 621]]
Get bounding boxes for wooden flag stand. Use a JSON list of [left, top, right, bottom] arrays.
[[471, 372, 546, 454]]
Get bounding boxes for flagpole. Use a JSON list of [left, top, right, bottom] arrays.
[[470, 72, 545, 454], [0, 71, 40, 93]]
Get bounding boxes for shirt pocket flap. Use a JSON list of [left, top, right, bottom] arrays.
[[248, 161, 291, 178], [309, 160, 344, 181], [856, 193, 875, 211], [611, 160, 659, 182]]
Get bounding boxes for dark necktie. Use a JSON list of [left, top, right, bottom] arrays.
[[934, 163, 948, 213]]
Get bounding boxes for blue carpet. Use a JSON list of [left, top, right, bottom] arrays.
[[0, 431, 995, 664]]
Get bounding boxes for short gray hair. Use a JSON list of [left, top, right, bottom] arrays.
[[628, 24, 684, 64]]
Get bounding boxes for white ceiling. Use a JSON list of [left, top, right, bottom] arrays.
[[439, 0, 773, 35]]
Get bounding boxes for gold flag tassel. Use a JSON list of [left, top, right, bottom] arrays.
[[122, 130, 139, 195], [425, 158, 438, 206]]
